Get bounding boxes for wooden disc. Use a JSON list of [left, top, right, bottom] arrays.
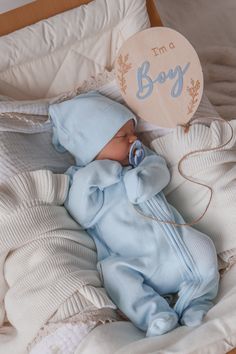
[[115, 27, 204, 128]]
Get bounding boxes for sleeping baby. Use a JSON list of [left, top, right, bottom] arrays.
[[49, 91, 219, 336]]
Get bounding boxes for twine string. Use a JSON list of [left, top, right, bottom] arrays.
[[133, 116, 234, 227]]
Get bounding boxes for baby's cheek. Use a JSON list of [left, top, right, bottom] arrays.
[[117, 146, 129, 163], [122, 144, 130, 157]]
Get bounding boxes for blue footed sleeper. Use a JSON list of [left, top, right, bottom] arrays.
[[49, 92, 219, 337]]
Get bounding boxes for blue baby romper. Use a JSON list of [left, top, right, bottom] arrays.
[[49, 91, 219, 336], [65, 149, 219, 336]]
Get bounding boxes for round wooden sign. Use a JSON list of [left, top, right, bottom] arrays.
[[115, 27, 204, 128]]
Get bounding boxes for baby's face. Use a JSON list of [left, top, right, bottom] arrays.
[[96, 119, 137, 166]]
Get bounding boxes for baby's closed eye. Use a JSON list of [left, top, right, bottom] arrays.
[[114, 134, 127, 141]]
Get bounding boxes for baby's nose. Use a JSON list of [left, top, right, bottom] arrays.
[[128, 134, 137, 144]]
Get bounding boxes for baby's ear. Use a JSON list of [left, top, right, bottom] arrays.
[[132, 118, 137, 128]]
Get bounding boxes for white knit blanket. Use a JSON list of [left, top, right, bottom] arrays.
[[152, 119, 236, 266], [0, 170, 115, 354]]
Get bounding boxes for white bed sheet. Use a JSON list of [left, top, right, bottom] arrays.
[[77, 264, 236, 354], [155, 0, 236, 121]]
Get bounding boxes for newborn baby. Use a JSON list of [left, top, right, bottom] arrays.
[[49, 91, 219, 336]]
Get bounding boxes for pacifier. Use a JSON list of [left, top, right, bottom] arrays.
[[129, 140, 145, 167]]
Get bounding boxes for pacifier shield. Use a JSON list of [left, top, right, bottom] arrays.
[[129, 140, 145, 167]]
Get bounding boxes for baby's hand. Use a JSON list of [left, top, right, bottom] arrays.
[[129, 140, 145, 167]]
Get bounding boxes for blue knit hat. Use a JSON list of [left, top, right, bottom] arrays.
[[49, 91, 136, 166]]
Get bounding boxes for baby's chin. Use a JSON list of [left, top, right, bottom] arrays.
[[119, 156, 130, 166], [110, 155, 129, 166]]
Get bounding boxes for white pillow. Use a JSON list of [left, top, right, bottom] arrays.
[[0, 0, 150, 100]]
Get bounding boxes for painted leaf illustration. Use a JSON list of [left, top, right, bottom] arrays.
[[187, 79, 201, 114], [116, 54, 132, 94]]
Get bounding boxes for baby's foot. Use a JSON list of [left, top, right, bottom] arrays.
[[180, 307, 206, 327], [146, 312, 179, 336]]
